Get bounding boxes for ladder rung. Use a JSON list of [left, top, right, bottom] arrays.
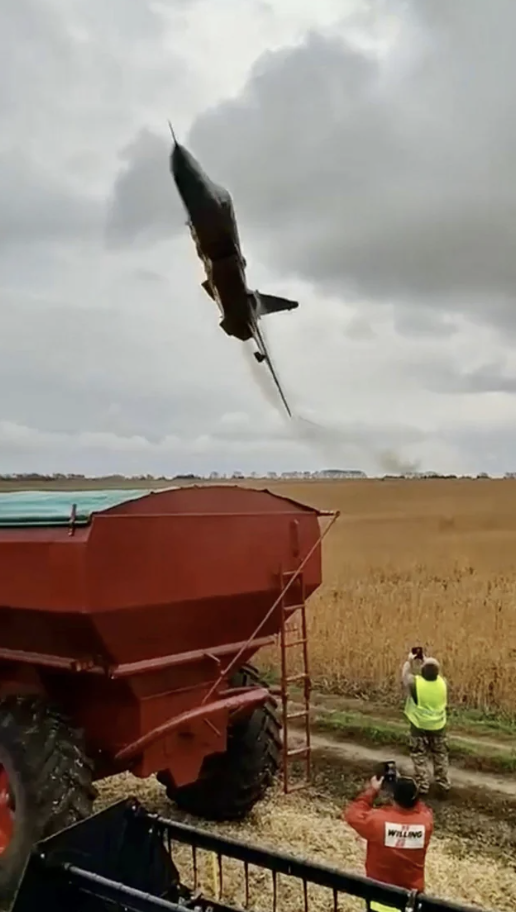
[[287, 746, 310, 759], [280, 569, 310, 794], [285, 673, 309, 684]]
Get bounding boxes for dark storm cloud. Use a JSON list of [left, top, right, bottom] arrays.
[[392, 307, 459, 340], [0, 292, 250, 439], [107, 129, 184, 246], [439, 422, 516, 476], [415, 359, 516, 396], [0, 149, 101, 246], [0, 0, 192, 250], [7, 0, 516, 478], [344, 315, 376, 341], [0, 0, 70, 117], [0, 1, 104, 244], [170, 0, 516, 331]]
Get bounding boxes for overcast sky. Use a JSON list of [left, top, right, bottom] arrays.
[[3, 0, 516, 477]]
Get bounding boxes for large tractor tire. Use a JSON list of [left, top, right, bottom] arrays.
[[159, 664, 281, 821], [0, 696, 96, 909]]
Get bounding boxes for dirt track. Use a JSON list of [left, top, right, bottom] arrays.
[[283, 727, 516, 872], [290, 729, 516, 799], [94, 714, 516, 871]]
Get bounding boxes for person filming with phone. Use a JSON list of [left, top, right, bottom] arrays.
[[402, 646, 450, 797], [343, 766, 433, 911]]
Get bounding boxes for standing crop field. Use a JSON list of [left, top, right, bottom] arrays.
[[260, 478, 516, 715]]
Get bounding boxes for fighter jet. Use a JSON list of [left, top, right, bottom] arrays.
[[169, 128, 298, 418]]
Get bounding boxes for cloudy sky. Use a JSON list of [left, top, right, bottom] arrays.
[[3, 0, 516, 477]]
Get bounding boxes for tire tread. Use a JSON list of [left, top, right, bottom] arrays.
[[160, 665, 281, 821], [0, 696, 96, 908]]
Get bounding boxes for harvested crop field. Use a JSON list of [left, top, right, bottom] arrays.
[[97, 773, 516, 912], [254, 478, 516, 716]]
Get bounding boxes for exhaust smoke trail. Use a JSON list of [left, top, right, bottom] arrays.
[[377, 448, 420, 475], [240, 350, 419, 474], [292, 416, 420, 475], [240, 327, 420, 476], [241, 341, 286, 417]]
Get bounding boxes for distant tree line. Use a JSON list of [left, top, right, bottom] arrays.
[[0, 471, 506, 483]]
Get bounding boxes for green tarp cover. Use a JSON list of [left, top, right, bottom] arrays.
[[0, 489, 156, 526]]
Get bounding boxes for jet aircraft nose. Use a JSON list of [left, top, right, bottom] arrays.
[[169, 139, 221, 219], [169, 141, 185, 180], [170, 141, 202, 183]]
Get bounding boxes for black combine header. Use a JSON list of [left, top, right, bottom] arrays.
[[10, 799, 501, 912]]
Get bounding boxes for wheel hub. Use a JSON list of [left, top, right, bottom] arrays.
[[0, 765, 14, 853]]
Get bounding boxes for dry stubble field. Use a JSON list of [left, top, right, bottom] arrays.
[[262, 478, 516, 716]]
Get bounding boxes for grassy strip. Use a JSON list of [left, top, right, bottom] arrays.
[[258, 668, 516, 738], [309, 693, 516, 739], [305, 708, 516, 775], [448, 707, 516, 738]]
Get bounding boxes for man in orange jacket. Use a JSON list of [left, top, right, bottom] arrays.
[[343, 774, 433, 911]]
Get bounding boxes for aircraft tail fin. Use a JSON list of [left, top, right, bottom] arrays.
[[255, 291, 299, 316]]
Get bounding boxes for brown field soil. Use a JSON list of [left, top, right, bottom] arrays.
[[97, 772, 516, 911], [288, 729, 516, 801]]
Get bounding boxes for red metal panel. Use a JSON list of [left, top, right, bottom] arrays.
[[0, 484, 330, 789], [0, 527, 88, 611]]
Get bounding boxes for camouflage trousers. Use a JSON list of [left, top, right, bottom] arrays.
[[409, 724, 450, 794]]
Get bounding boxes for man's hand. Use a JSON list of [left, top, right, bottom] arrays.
[[370, 775, 383, 793]]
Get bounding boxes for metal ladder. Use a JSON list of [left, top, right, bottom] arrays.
[[279, 569, 312, 793]]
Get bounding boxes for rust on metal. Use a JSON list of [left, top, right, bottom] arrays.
[[0, 647, 106, 674], [108, 636, 275, 679], [113, 686, 269, 764]]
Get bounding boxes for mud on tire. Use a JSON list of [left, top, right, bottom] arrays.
[[0, 696, 96, 909], [159, 664, 281, 821]]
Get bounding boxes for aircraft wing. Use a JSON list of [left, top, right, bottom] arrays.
[[252, 322, 293, 418]]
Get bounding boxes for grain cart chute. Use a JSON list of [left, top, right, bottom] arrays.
[[12, 798, 500, 912], [0, 484, 336, 907]]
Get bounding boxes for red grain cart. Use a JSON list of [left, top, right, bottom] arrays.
[[0, 484, 333, 905]]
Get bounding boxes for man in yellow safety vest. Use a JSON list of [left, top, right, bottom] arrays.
[[402, 650, 450, 797]]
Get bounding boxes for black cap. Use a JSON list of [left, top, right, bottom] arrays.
[[393, 777, 419, 808]]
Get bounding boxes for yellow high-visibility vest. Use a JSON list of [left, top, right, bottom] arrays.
[[404, 675, 447, 731]]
